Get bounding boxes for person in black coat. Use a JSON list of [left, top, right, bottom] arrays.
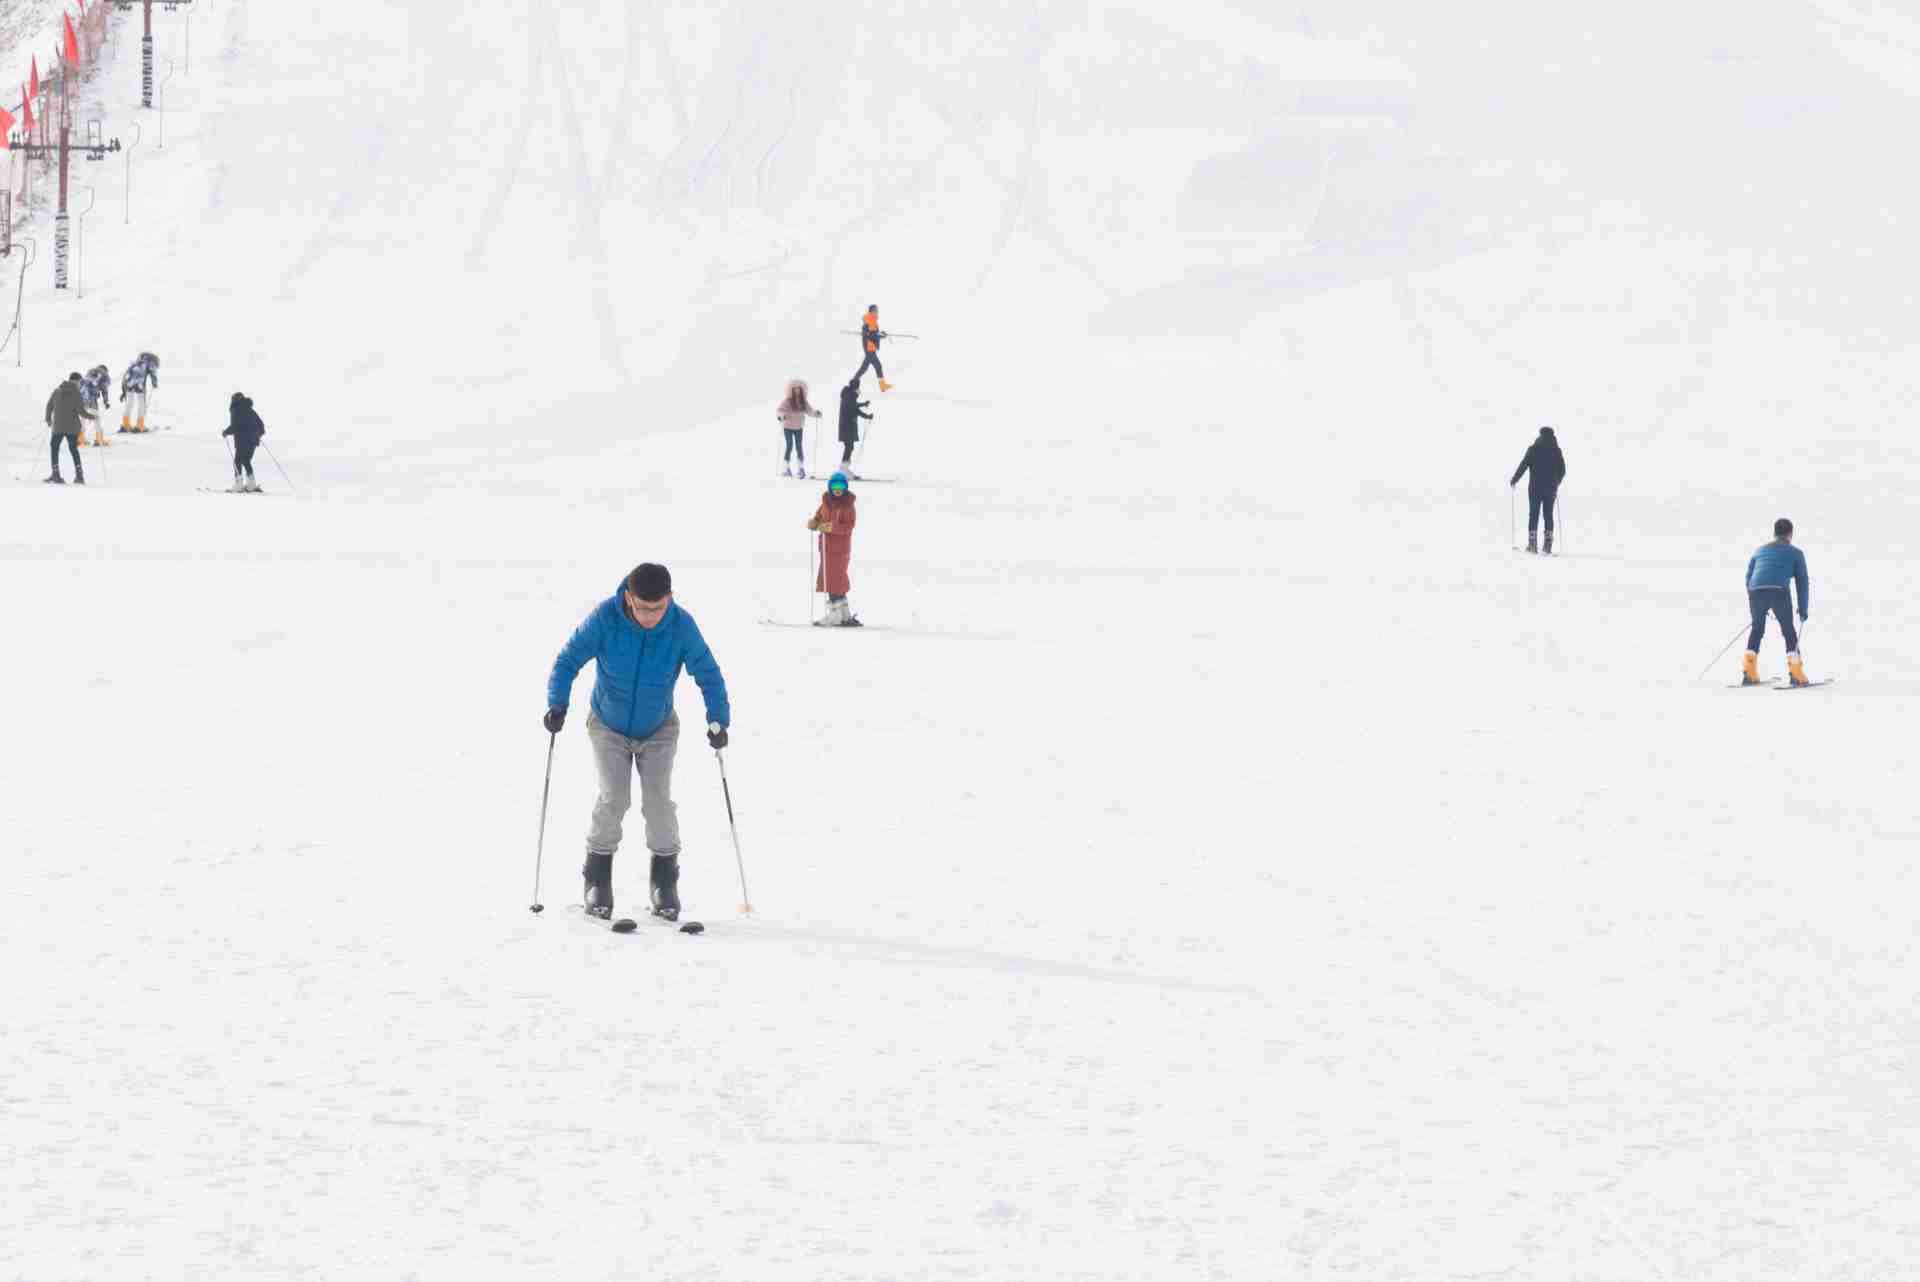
[[1509, 426, 1567, 554], [837, 379, 872, 475], [222, 393, 267, 493], [44, 372, 95, 484]]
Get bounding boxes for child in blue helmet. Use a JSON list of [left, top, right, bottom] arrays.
[[807, 472, 861, 626]]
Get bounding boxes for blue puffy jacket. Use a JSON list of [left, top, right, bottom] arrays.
[[547, 584, 730, 739], [1745, 540, 1810, 613]]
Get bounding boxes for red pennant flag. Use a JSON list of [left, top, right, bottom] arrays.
[[20, 86, 33, 132], [63, 15, 78, 65], [0, 103, 13, 150], [29, 56, 38, 101]]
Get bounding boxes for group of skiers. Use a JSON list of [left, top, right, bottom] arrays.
[[775, 378, 872, 481], [776, 305, 893, 480], [536, 308, 906, 925], [766, 304, 898, 626], [41, 353, 161, 483], [1507, 426, 1813, 687], [39, 350, 272, 493]]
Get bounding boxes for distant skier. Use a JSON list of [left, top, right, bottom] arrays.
[[80, 365, 112, 447], [44, 371, 94, 484], [807, 472, 861, 626], [1742, 518, 1811, 687], [837, 379, 872, 478], [222, 392, 267, 493], [776, 378, 822, 478], [544, 562, 731, 923], [854, 304, 892, 392], [1509, 426, 1567, 554], [119, 351, 159, 433]]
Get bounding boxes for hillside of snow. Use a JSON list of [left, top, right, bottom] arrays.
[[5, 2, 1920, 1279]]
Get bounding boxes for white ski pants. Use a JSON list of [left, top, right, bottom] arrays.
[[584, 710, 681, 858], [122, 389, 149, 427]]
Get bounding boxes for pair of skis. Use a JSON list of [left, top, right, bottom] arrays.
[[1730, 678, 1834, 691], [760, 618, 882, 631], [572, 904, 705, 935]]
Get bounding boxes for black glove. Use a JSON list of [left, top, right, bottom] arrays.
[[543, 706, 566, 734], [707, 722, 729, 750]]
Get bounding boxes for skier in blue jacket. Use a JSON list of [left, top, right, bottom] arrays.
[[1742, 518, 1811, 687], [545, 562, 731, 921]]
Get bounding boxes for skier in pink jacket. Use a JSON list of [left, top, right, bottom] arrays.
[[776, 379, 822, 478]]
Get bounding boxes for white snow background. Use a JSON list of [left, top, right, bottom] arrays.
[[4, 1, 1920, 1279]]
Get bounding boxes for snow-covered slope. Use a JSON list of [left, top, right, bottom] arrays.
[[5, 3, 1919, 1279]]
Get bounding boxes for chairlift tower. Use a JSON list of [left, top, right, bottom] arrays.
[[10, 70, 119, 289], [112, 0, 192, 109]]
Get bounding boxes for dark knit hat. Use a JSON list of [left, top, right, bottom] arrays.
[[626, 562, 672, 600], [1774, 517, 1793, 538]]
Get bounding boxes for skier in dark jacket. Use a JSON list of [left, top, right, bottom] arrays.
[[1509, 427, 1567, 554], [837, 380, 872, 477], [222, 393, 267, 493], [1741, 518, 1812, 687], [44, 372, 95, 484]]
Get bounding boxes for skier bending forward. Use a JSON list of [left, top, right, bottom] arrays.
[[544, 562, 731, 922], [120, 351, 159, 433]]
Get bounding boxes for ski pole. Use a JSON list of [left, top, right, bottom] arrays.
[[714, 747, 753, 914], [529, 730, 557, 913], [1696, 622, 1750, 681], [261, 441, 296, 494], [1509, 484, 1516, 550], [808, 530, 818, 625]]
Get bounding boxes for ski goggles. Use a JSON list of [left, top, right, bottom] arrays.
[[828, 478, 847, 494]]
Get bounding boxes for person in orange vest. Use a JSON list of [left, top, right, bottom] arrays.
[[854, 304, 892, 392]]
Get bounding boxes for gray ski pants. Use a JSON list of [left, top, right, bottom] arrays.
[[584, 710, 681, 858]]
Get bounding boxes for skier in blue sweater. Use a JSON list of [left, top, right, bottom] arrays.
[[545, 562, 731, 921], [1742, 518, 1811, 687]]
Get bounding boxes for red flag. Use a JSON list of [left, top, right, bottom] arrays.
[[63, 15, 78, 65], [0, 103, 13, 150], [29, 56, 38, 101], [20, 86, 33, 132]]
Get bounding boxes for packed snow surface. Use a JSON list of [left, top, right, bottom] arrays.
[[5, 2, 1919, 1279]]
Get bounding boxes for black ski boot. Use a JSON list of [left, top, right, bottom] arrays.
[[73, 467, 85, 486], [1542, 529, 1553, 555], [582, 851, 615, 919], [650, 854, 680, 922], [43, 472, 64, 484], [1524, 533, 1537, 554]]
